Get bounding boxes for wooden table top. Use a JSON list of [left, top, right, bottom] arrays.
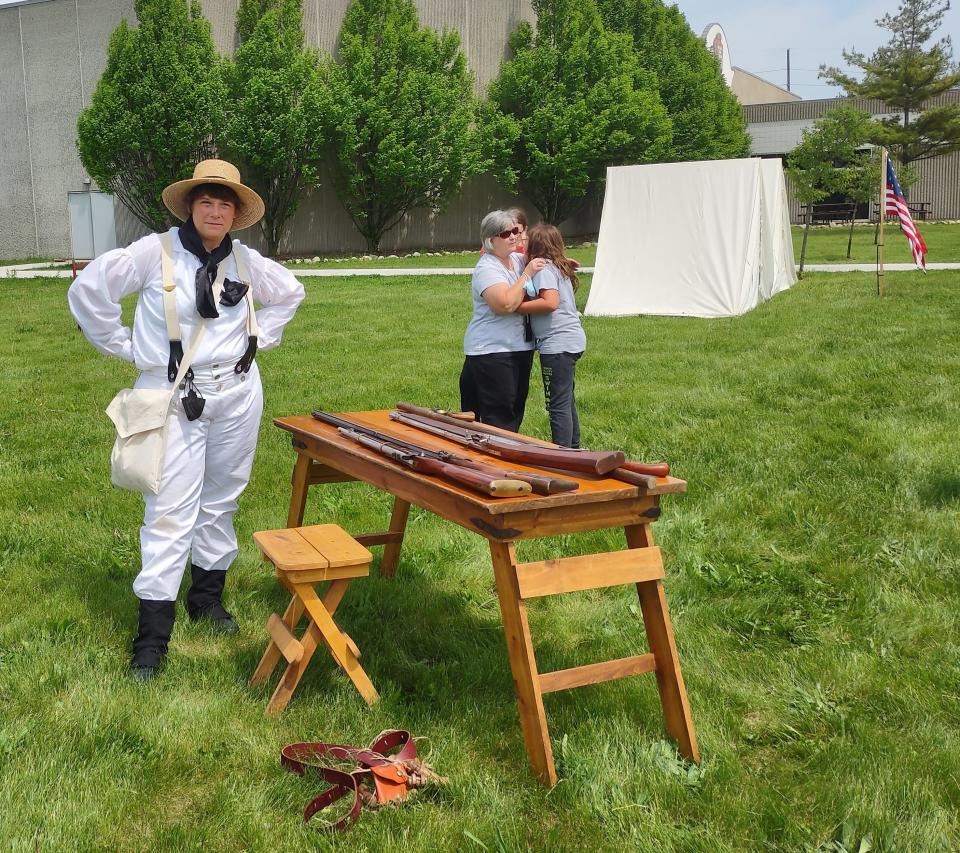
[[275, 411, 686, 521]]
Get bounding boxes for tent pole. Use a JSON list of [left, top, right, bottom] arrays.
[[799, 206, 811, 279], [877, 148, 886, 297]]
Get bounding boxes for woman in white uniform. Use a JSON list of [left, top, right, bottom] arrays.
[[68, 160, 305, 680]]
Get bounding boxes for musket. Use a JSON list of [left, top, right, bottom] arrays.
[[338, 429, 531, 498], [388, 411, 625, 476], [312, 410, 577, 495], [395, 402, 671, 481], [429, 406, 475, 421]]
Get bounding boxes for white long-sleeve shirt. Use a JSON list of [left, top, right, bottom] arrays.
[[67, 227, 305, 370]]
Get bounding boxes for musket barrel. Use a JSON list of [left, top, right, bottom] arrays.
[[334, 425, 531, 497], [390, 411, 624, 475]]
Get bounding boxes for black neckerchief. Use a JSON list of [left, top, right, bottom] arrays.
[[178, 217, 248, 318]]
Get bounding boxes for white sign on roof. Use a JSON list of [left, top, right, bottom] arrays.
[[702, 23, 734, 88]]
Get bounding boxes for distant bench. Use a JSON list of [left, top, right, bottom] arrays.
[[901, 201, 931, 221], [800, 202, 857, 224], [879, 201, 931, 223], [800, 201, 932, 224]]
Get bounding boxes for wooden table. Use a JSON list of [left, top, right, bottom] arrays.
[[274, 410, 699, 785]]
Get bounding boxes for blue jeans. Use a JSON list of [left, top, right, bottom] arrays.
[[540, 351, 582, 448]]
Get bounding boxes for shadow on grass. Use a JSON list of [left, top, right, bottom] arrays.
[[229, 552, 671, 761], [918, 472, 960, 506]]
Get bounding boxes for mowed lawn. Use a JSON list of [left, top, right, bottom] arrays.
[[1, 269, 958, 852], [277, 222, 960, 269]]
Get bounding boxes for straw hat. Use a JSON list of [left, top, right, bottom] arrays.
[[162, 159, 265, 231]]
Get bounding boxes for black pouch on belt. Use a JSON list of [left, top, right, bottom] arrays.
[[181, 381, 205, 421]]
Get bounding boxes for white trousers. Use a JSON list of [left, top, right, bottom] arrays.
[[132, 362, 264, 601]]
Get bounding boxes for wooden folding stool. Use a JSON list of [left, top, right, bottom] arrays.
[[250, 524, 378, 714]]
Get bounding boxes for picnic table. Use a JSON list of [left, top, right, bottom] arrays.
[[273, 410, 699, 785], [800, 202, 858, 224], [903, 201, 931, 220]]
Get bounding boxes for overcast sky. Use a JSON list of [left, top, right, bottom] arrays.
[[676, 0, 960, 99]]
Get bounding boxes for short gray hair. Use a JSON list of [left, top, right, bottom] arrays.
[[480, 210, 517, 252]]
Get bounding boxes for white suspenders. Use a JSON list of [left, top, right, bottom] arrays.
[[158, 233, 258, 378], [233, 238, 260, 341]]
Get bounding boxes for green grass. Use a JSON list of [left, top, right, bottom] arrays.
[[792, 221, 960, 264], [280, 223, 960, 269], [282, 246, 599, 270], [2, 270, 959, 851], [0, 257, 52, 267], [5, 222, 958, 272]]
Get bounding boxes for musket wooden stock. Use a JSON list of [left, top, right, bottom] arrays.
[[390, 412, 624, 476], [397, 403, 671, 476], [336, 427, 531, 497], [411, 455, 531, 497], [430, 455, 578, 495], [608, 468, 658, 490], [618, 460, 671, 478], [313, 410, 572, 493]]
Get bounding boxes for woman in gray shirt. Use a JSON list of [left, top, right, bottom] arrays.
[[516, 224, 587, 447], [459, 210, 546, 430]]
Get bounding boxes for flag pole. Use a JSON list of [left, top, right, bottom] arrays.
[[877, 147, 887, 296]]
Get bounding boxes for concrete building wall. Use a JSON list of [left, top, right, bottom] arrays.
[[194, 0, 546, 256], [1, 0, 547, 259], [0, 8, 37, 259], [731, 67, 799, 107], [12, 0, 953, 257], [1, 0, 137, 259], [748, 119, 817, 156]]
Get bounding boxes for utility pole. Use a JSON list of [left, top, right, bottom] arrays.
[[786, 49, 791, 92]]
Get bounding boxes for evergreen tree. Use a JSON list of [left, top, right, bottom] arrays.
[[318, 0, 489, 253], [488, 0, 671, 225], [598, 0, 750, 162], [820, 0, 960, 170], [76, 0, 224, 231], [220, 0, 324, 256]]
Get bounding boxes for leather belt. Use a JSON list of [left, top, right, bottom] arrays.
[[281, 730, 417, 831]]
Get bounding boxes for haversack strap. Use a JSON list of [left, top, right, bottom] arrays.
[[232, 239, 259, 374]]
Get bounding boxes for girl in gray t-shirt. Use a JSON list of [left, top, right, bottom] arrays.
[[516, 224, 586, 448]]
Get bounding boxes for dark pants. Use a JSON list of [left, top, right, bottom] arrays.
[[459, 350, 535, 432], [540, 351, 582, 448]]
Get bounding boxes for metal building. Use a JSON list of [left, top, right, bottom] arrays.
[[744, 91, 960, 223]]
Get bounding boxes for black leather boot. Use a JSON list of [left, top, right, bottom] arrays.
[[186, 564, 239, 634], [130, 599, 176, 681]]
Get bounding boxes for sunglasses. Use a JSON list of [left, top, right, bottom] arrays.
[[497, 226, 523, 239]]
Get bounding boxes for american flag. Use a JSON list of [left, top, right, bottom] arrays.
[[885, 158, 927, 270]]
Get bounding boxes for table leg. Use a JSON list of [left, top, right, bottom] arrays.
[[489, 541, 556, 786], [379, 498, 411, 579], [286, 452, 313, 527], [625, 524, 700, 764]]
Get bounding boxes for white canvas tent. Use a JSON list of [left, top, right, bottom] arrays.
[[585, 158, 796, 318]]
